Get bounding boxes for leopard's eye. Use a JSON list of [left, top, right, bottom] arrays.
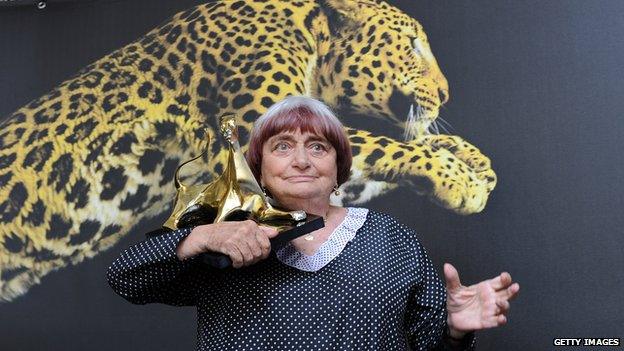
[[410, 37, 422, 55]]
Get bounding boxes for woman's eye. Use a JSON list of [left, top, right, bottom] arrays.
[[274, 142, 290, 151], [310, 143, 327, 154]]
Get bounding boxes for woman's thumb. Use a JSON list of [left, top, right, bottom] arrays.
[[259, 226, 279, 238]]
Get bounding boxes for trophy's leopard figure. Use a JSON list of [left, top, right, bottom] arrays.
[[0, 0, 496, 301]]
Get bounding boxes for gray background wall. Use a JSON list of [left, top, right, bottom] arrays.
[[1, 0, 623, 350]]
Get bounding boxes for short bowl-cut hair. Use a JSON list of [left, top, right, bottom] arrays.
[[246, 95, 352, 186]]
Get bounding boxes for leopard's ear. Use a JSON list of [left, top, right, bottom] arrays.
[[320, 0, 386, 15], [319, 0, 386, 35], [319, 0, 359, 15], [319, 0, 361, 36]]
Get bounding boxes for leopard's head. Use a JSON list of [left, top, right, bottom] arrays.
[[316, 0, 448, 139]]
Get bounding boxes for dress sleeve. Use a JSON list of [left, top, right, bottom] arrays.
[[403, 230, 476, 351], [106, 227, 207, 306]]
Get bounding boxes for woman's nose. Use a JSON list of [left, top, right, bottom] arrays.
[[292, 146, 311, 169]]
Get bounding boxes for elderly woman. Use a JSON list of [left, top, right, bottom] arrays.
[[107, 96, 519, 350]]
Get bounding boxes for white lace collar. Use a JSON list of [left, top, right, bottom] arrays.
[[275, 207, 369, 272]]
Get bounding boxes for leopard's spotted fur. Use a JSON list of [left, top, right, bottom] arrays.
[[0, 0, 495, 301]]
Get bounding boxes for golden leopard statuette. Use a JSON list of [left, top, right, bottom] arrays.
[[163, 114, 310, 233]]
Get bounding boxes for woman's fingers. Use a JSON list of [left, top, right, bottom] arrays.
[[443, 263, 462, 290], [238, 224, 275, 267], [489, 272, 512, 290], [237, 240, 254, 267], [495, 282, 520, 300], [256, 232, 272, 259], [259, 226, 279, 238], [211, 221, 278, 268], [496, 314, 507, 325], [508, 283, 520, 299], [481, 309, 508, 329], [226, 245, 244, 269], [496, 298, 510, 314], [247, 233, 263, 260]]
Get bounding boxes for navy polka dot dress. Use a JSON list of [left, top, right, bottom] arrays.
[[107, 208, 476, 350]]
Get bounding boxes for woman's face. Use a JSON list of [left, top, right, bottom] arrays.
[[260, 129, 337, 204]]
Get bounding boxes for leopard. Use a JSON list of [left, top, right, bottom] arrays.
[[0, 0, 496, 302]]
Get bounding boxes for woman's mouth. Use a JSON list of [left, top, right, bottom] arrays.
[[285, 175, 317, 182]]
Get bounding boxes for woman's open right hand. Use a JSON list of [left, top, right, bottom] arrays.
[[175, 220, 279, 268]]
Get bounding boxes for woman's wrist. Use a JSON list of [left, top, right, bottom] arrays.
[[176, 226, 207, 260], [175, 234, 193, 260], [446, 316, 468, 341], [446, 325, 467, 341]]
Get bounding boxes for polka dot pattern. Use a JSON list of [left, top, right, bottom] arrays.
[[107, 210, 476, 350]]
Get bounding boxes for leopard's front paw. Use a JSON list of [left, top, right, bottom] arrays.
[[424, 134, 497, 192], [407, 135, 497, 214]]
